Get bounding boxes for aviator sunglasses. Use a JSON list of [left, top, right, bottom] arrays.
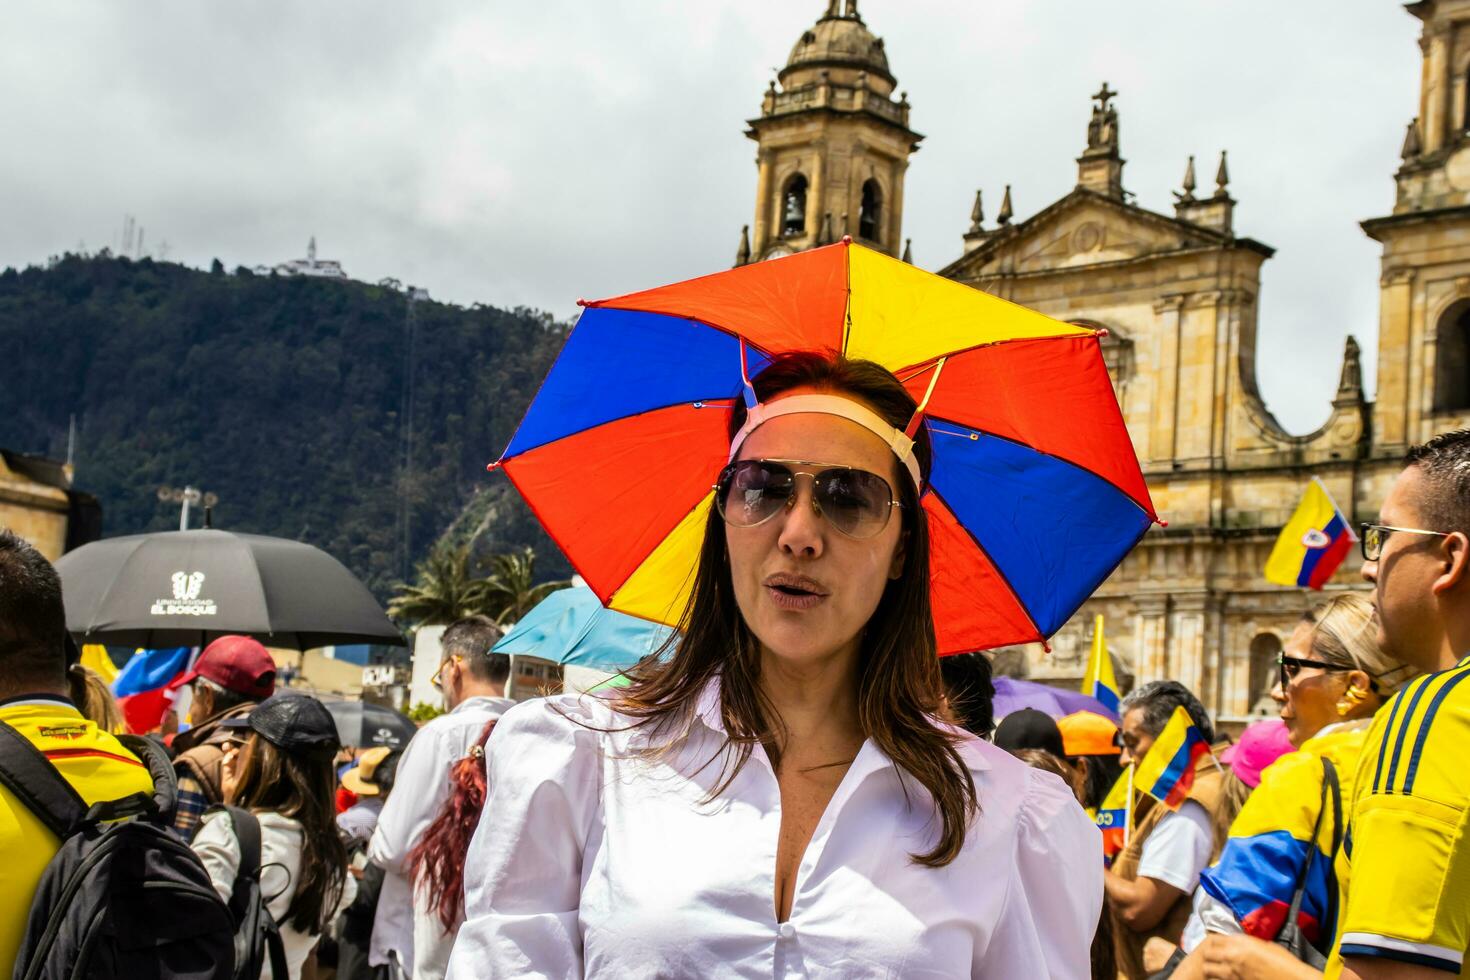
[[714, 459, 902, 539]]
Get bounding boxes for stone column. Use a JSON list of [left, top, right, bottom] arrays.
[[809, 144, 827, 242], [888, 158, 908, 257], [1176, 291, 1222, 463], [753, 149, 775, 255], [1149, 296, 1184, 465], [1134, 595, 1171, 685], [1170, 593, 1210, 704], [1424, 25, 1451, 154], [1374, 268, 1416, 451]]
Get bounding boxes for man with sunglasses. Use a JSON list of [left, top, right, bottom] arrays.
[[1328, 429, 1470, 980], [368, 615, 513, 980]]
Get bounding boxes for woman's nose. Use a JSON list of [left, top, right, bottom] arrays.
[[777, 485, 825, 557], [1270, 678, 1287, 704]]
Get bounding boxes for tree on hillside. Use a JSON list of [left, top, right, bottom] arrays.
[[387, 542, 572, 629], [386, 540, 497, 626], [484, 547, 572, 626]]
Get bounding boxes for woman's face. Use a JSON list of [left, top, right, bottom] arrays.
[[725, 400, 907, 670], [1272, 622, 1346, 746]]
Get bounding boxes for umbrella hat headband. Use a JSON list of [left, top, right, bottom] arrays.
[[728, 393, 923, 492]]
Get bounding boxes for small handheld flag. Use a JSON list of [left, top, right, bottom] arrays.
[[1134, 706, 1211, 810], [1264, 478, 1356, 590], [1096, 765, 1132, 865], [1081, 614, 1121, 715], [112, 646, 194, 734]]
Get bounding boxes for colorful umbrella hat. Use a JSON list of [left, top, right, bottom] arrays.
[[493, 239, 1158, 655]]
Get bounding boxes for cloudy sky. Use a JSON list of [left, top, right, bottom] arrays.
[[3, 1, 1418, 432]]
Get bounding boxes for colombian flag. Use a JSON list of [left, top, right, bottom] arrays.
[[1096, 766, 1131, 865], [1135, 706, 1211, 809], [1198, 743, 1346, 952], [1264, 478, 1356, 590], [1081, 614, 1121, 714], [112, 646, 193, 734]]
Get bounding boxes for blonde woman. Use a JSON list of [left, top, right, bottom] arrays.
[[1170, 592, 1415, 978]]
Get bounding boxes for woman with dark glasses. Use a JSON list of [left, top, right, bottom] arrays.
[[446, 351, 1100, 978], [1168, 592, 1415, 978]]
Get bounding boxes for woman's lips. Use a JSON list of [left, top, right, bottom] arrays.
[[770, 578, 829, 608], [765, 584, 826, 610]]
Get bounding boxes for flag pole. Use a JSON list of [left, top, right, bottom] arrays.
[[1123, 765, 1135, 847]]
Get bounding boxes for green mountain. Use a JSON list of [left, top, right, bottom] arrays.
[[0, 253, 573, 596]]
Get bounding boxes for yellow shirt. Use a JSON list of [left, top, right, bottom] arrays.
[[0, 696, 153, 975], [1328, 656, 1470, 976]]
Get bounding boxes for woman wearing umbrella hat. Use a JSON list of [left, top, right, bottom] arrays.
[[447, 351, 1103, 978]]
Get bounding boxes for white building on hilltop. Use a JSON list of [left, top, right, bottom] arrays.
[[255, 237, 348, 279]]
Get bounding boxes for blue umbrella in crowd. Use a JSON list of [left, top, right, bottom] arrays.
[[494, 586, 675, 673]]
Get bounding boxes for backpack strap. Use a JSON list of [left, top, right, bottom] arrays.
[[215, 804, 289, 980], [214, 804, 264, 923], [117, 733, 177, 818], [0, 719, 87, 839]]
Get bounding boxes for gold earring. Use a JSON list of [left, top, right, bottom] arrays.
[[1336, 686, 1367, 716]]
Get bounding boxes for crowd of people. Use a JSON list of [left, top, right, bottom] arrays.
[[0, 349, 1467, 979]]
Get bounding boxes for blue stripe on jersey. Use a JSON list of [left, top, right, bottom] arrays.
[[1403, 664, 1470, 797], [1384, 674, 1436, 795], [1338, 944, 1462, 972], [1374, 676, 1418, 794]]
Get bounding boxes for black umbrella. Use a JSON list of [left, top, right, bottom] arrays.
[[56, 529, 406, 649], [325, 700, 417, 750]]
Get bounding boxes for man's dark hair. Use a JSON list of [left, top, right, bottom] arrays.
[[1119, 679, 1214, 744], [1405, 429, 1470, 534], [0, 528, 68, 691], [441, 615, 509, 685], [939, 652, 996, 739]]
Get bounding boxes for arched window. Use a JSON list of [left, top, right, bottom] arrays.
[[1247, 633, 1283, 716], [859, 179, 882, 242], [1435, 301, 1470, 413], [781, 175, 808, 237]]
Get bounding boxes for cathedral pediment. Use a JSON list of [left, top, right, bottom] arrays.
[[940, 189, 1252, 280]]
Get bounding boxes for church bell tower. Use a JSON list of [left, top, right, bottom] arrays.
[[1362, 0, 1470, 451], [737, 1, 922, 264]]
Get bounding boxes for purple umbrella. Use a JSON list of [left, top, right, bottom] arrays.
[[992, 677, 1119, 722]]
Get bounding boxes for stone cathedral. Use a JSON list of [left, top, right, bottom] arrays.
[[735, 0, 1470, 723]]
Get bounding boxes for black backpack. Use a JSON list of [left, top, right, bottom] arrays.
[[0, 719, 235, 980], [206, 805, 288, 980]]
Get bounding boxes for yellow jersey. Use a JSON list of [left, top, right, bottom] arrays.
[[1328, 656, 1470, 976], [0, 696, 153, 975]]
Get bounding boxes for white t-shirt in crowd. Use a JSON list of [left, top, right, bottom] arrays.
[[1136, 799, 1215, 894], [444, 681, 1104, 980], [192, 809, 357, 980]]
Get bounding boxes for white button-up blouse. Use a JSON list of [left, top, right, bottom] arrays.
[[445, 681, 1102, 979]]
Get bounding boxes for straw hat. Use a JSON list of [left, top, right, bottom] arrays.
[[341, 745, 394, 796]]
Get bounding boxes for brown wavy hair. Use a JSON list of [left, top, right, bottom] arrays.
[[406, 717, 498, 931], [609, 350, 978, 867], [228, 733, 347, 933]]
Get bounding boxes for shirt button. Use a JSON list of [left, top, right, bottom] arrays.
[[778, 923, 796, 940]]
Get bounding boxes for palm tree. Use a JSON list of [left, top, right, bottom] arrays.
[[483, 547, 572, 625], [386, 540, 496, 626]]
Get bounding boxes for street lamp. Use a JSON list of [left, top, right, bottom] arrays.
[[157, 485, 219, 531]]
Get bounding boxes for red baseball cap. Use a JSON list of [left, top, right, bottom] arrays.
[[178, 635, 277, 700]]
